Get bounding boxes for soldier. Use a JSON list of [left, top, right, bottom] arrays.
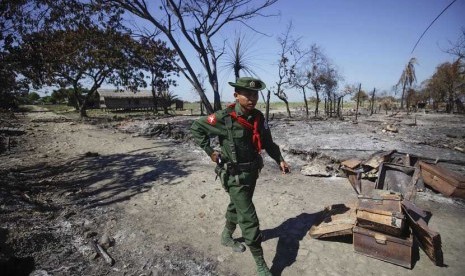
[[191, 77, 290, 276]]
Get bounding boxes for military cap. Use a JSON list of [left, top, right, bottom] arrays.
[[228, 77, 266, 91]]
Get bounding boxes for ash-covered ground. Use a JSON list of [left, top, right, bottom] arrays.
[[1, 107, 465, 276]]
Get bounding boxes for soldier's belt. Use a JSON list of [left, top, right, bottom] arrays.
[[226, 160, 260, 175]]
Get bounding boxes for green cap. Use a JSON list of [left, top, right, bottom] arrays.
[[228, 77, 266, 91]]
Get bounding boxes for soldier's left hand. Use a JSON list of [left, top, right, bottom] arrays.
[[280, 161, 290, 174]]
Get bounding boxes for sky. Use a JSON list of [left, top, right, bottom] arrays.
[[103, 0, 465, 103]]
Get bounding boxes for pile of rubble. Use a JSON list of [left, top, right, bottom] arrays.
[[308, 150, 464, 269]]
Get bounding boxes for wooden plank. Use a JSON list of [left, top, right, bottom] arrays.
[[363, 150, 397, 169], [357, 210, 399, 225], [342, 167, 361, 194], [341, 158, 362, 169], [357, 191, 403, 217], [356, 210, 405, 236], [308, 203, 356, 239], [402, 200, 443, 266], [91, 240, 115, 266]]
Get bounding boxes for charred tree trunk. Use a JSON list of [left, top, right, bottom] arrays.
[[324, 98, 327, 116], [339, 97, 344, 118], [274, 88, 292, 118], [151, 72, 159, 113], [400, 82, 407, 109], [79, 101, 88, 117], [355, 84, 361, 121], [302, 88, 309, 118], [265, 89, 271, 123], [71, 82, 87, 118], [332, 94, 337, 117], [370, 88, 376, 116], [314, 90, 320, 117], [337, 96, 342, 118], [200, 102, 205, 115], [447, 87, 455, 113], [283, 98, 291, 118]]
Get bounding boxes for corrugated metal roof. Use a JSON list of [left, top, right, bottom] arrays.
[[98, 89, 154, 98]]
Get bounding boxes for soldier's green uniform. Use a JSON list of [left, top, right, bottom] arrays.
[[190, 77, 286, 276]]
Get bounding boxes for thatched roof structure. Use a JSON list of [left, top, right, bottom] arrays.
[[98, 89, 153, 99]]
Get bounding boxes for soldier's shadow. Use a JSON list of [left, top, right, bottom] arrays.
[[261, 212, 322, 276]]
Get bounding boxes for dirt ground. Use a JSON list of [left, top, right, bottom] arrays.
[[1, 106, 465, 276]]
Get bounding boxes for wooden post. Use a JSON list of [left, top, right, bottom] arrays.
[[370, 88, 376, 116], [341, 97, 344, 117], [355, 84, 361, 122], [324, 98, 327, 116]]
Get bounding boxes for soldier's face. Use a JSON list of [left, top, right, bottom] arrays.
[[234, 89, 258, 112]]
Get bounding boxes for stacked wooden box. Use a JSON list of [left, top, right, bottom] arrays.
[[353, 190, 414, 268], [315, 152, 450, 268]]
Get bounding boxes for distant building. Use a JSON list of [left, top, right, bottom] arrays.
[[97, 89, 183, 111]]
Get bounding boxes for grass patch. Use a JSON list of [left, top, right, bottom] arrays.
[[42, 104, 76, 114]]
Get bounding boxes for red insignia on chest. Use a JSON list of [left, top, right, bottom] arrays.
[[207, 114, 217, 125]]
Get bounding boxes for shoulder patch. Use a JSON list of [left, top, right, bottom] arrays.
[[207, 114, 217, 125]]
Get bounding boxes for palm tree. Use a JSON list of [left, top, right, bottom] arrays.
[[398, 57, 418, 109], [223, 33, 269, 112], [159, 90, 179, 115], [223, 33, 258, 81]]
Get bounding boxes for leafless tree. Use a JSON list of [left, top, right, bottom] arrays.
[[267, 22, 301, 119], [290, 69, 311, 118], [446, 28, 465, 60], [104, 0, 278, 114], [307, 44, 330, 116], [288, 47, 314, 118], [320, 63, 340, 117]]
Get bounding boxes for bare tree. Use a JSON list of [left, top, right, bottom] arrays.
[[445, 28, 465, 60], [369, 88, 376, 115], [288, 47, 313, 118], [290, 70, 311, 118], [307, 44, 330, 116], [333, 85, 355, 118], [320, 63, 340, 117], [267, 22, 301, 119], [103, 0, 278, 114]]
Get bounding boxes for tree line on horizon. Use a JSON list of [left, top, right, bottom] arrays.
[[1, 1, 463, 118]]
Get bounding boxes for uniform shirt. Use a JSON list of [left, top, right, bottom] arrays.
[[190, 104, 284, 164]]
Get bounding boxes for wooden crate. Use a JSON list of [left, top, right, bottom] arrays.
[[353, 226, 413, 269], [419, 161, 465, 199], [356, 190, 405, 237]]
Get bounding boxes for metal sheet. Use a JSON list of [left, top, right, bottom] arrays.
[[375, 163, 420, 200]]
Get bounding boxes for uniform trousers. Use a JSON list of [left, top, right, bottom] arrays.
[[224, 169, 263, 256]]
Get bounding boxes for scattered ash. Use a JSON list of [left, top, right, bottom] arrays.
[[113, 117, 195, 142], [0, 156, 222, 276]]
